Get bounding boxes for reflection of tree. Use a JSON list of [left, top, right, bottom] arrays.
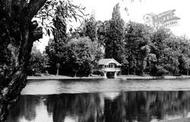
[[6, 95, 41, 122], [46, 93, 104, 122], [6, 91, 190, 122], [104, 91, 190, 122], [104, 92, 127, 122]]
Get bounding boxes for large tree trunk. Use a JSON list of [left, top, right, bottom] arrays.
[[0, 0, 47, 121]]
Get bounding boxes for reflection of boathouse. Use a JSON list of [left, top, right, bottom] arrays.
[[98, 58, 121, 79]]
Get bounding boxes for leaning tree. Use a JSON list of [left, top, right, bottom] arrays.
[[0, 0, 48, 121], [0, 0, 85, 120]]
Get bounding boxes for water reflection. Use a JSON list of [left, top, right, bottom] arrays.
[[46, 94, 104, 122], [6, 96, 42, 122], [6, 91, 190, 122]]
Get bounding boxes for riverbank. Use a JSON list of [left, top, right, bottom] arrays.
[[22, 75, 190, 95], [118, 75, 190, 80], [27, 75, 190, 80]]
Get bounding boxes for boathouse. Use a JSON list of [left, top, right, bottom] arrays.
[[98, 58, 121, 78]]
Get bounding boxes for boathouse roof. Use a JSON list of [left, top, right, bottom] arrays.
[[98, 58, 121, 66]]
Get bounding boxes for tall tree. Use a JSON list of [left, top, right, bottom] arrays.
[[45, 8, 68, 75], [46, 2, 85, 75], [104, 3, 125, 64]]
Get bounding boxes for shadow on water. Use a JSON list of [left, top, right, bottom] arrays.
[[6, 91, 190, 122]]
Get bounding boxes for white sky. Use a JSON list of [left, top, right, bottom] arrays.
[[36, 0, 190, 52]]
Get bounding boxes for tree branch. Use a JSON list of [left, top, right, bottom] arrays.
[[27, 0, 47, 20]]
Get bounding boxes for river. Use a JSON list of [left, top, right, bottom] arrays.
[[6, 78, 190, 122]]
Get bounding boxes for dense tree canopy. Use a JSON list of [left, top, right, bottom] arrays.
[[46, 36, 103, 76], [46, 2, 190, 77], [124, 22, 153, 75], [123, 24, 190, 76]]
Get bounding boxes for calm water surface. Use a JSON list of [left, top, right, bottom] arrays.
[[6, 91, 190, 122]]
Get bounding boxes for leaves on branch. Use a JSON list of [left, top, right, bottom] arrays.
[[35, 0, 86, 36]]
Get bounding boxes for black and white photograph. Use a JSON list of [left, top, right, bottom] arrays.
[[1, 0, 190, 122]]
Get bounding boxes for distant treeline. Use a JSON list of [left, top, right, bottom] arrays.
[[29, 3, 190, 77]]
